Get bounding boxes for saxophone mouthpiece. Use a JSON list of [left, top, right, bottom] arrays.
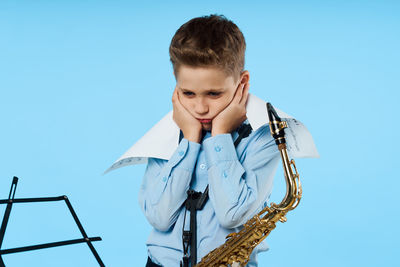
[[267, 102, 287, 145]]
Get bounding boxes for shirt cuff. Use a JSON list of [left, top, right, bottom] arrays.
[[202, 134, 238, 166], [168, 138, 201, 172]]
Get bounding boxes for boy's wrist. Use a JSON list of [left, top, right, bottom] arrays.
[[184, 132, 202, 143], [211, 128, 229, 136]]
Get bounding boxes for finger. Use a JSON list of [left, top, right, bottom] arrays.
[[173, 89, 186, 112], [172, 87, 178, 103], [233, 83, 245, 104], [173, 87, 183, 107], [239, 83, 250, 105], [176, 90, 184, 107]]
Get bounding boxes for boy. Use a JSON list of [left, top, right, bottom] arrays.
[[139, 14, 280, 266]]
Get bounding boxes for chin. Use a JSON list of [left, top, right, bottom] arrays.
[[202, 123, 212, 131]]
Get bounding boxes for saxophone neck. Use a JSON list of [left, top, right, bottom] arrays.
[[267, 103, 302, 212]]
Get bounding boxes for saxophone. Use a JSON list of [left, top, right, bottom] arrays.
[[195, 103, 302, 267]]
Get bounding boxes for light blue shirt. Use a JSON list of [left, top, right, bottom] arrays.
[[138, 123, 280, 266]]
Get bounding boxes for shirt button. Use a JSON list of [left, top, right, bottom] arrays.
[[222, 170, 228, 178], [200, 163, 206, 170], [178, 151, 184, 156], [162, 176, 167, 182], [214, 146, 221, 152]]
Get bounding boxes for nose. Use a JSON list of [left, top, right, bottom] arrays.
[[194, 97, 209, 115]]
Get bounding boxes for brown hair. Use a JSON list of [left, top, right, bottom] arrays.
[[169, 14, 246, 81]]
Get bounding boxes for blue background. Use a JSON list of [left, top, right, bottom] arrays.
[[1, 0, 399, 266]]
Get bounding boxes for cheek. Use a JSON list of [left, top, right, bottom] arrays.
[[180, 98, 194, 112], [212, 96, 232, 114]]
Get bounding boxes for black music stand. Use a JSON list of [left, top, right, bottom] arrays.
[[0, 177, 105, 267]]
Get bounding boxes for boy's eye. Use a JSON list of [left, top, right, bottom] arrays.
[[183, 91, 194, 96], [208, 92, 221, 97]]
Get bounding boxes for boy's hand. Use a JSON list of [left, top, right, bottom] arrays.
[[211, 82, 249, 136], [172, 87, 202, 143]]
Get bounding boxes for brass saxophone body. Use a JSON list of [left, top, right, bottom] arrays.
[[195, 103, 302, 267]]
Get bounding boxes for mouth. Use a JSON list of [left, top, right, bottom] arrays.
[[198, 119, 212, 124]]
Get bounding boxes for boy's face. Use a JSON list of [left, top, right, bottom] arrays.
[[175, 65, 248, 131]]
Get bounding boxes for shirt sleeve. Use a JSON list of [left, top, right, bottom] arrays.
[[138, 138, 201, 231], [202, 126, 280, 229]]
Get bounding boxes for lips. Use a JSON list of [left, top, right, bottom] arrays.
[[198, 119, 212, 123]]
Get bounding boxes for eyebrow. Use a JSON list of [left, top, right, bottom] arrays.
[[179, 87, 225, 92]]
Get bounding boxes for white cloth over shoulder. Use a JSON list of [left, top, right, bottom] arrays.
[[105, 94, 319, 173]]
